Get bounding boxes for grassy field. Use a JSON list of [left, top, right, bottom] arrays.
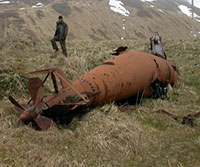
[[0, 39, 199, 167]]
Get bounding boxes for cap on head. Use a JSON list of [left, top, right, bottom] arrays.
[[58, 15, 63, 20]]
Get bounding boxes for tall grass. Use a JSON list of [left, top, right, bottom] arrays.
[[0, 39, 200, 167]]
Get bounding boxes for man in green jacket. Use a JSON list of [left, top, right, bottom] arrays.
[[51, 16, 68, 56]]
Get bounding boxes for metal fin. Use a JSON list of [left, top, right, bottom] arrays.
[[28, 78, 44, 106], [8, 95, 25, 111], [34, 116, 56, 130]]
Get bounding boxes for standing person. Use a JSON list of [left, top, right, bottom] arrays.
[[51, 16, 68, 56]]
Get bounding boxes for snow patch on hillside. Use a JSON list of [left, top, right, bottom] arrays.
[[0, 0, 10, 4], [178, 5, 200, 22], [122, 24, 125, 30], [190, 31, 197, 37], [109, 0, 130, 17], [185, 0, 200, 9], [178, 5, 191, 17], [140, 0, 157, 2], [32, 3, 44, 9], [178, 5, 200, 18], [158, 9, 164, 13]]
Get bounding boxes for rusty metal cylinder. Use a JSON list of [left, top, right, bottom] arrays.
[[61, 50, 177, 106], [10, 50, 178, 129]]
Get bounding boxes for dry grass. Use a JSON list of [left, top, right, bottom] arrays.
[[0, 39, 200, 167]]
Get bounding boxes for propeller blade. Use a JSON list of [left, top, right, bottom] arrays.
[[28, 78, 44, 106], [34, 86, 44, 106], [8, 96, 25, 111], [34, 116, 56, 130]]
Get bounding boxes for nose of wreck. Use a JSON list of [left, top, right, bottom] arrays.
[[19, 111, 35, 121]]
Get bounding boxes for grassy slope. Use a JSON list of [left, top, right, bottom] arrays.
[[0, 39, 200, 167], [1, 0, 200, 41]]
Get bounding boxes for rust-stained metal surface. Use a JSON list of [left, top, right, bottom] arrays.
[[182, 112, 200, 126], [156, 109, 200, 126], [9, 50, 178, 130], [156, 109, 178, 120]]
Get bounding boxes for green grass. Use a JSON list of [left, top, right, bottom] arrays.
[[0, 39, 200, 167]]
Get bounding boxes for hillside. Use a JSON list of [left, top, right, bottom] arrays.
[[0, 39, 200, 166], [1, 0, 200, 41]]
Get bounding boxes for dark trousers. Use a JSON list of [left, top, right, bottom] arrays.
[[51, 36, 67, 55]]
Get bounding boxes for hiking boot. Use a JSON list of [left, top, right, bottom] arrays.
[[54, 49, 59, 53], [63, 53, 68, 57]]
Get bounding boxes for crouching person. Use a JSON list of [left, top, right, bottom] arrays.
[[150, 32, 166, 59]]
